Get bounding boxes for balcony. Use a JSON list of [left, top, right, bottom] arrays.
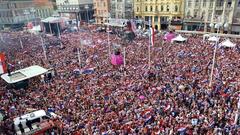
[[184, 17, 203, 23], [57, 4, 93, 13]]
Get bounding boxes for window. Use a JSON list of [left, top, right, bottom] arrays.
[[42, 116, 50, 120], [188, 0, 192, 7], [203, 0, 206, 7], [166, 5, 169, 12], [161, 5, 164, 11], [187, 10, 191, 17], [194, 11, 197, 18], [175, 5, 178, 12], [137, 7, 139, 12], [145, 6, 148, 11], [156, 6, 158, 11], [30, 118, 41, 125], [238, 0, 240, 7], [227, 0, 232, 7], [210, 1, 213, 7], [150, 6, 153, 11]]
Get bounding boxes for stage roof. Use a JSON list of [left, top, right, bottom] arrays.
[[1, 65, 48, 84]]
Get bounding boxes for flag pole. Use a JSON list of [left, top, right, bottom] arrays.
[[78, 40, 81, 68], [19, 38, 23, 49], [123, 47, 126, 67], [209, 26, 220, 87], [77, 48, 81, 68], [123, 46, 126, 75], [108, 25, 110, 57], [107, 13, 111, 57], [148, 18, 151, 70], [0, 33, 3, 42], [48, 22, 52, 34], [56, 22, 63, 48], [40, 36, 47, 61]]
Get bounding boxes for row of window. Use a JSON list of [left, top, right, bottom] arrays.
[[0, 9, 51, 18], [0, 2, 33, 9], [188, 0, 239, 8], [136, 5, 179, 12], [94, 2, 107, 7], [96, 10, 108, 15]]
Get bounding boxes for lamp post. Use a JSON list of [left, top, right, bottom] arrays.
[[23, 9, 30, 24], [107, 13, 111, 57], [30, 8, 36, 26], [84, 5, 89, 23], [209, 22, 228, 87]]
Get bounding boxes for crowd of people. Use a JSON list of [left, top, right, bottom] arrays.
[[0, 24, 240, 134]]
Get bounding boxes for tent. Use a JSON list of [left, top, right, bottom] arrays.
[[41, 17, 69, 35], [171, 34, 187, 42], [208, 36, 219, 42], [219, 39, 236, 48]]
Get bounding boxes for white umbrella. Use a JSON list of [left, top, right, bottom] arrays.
[[208, 36, 219, 42], [171, 34, 187, 42], [219, 39, 236, 48]]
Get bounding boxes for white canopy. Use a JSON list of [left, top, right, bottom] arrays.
[[219, 39, 236, 47], [171, 34, 187, 42], [208, 36, 219, 42]]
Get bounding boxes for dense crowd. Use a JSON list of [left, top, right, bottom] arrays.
[[0, 25, 240, 135]]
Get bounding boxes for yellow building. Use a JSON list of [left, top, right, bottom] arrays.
[[134, 0, 184, 30], [93, 0, 110, 24]]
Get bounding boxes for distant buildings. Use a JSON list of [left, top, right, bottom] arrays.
[[110, 0, 134, 19], [183, 0, 240, 34], [0, 0, 54, 27], [56, 0, 94, 23], [133, 0, 184, 30], [93, 0, 110, 24]]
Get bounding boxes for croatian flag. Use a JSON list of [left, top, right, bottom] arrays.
[[131, 20, 137, 33], [0, 53, 7, 74], [150, 26, 154, 46]]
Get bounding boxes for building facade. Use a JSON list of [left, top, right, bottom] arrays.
[[0, 0, 54, 27], [134, 0, 184, 30], [184, 0, 240, 34], [56, 0, 94, 23], [110, 0, 134, 19], [93, 0, 110, 24]]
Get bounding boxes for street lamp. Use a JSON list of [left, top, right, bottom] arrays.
[[23, 9, 30, 24], [30, 8, 36, 26], [209, 22, 228, 87], [84, 5, 89, 23]]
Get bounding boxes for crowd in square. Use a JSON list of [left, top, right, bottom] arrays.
[[0, 25, 240, 134]]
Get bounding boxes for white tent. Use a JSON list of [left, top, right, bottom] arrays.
[[219, 39, 236, 48], [171, 34, 187, 42], [208, 36, 219, 42]]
